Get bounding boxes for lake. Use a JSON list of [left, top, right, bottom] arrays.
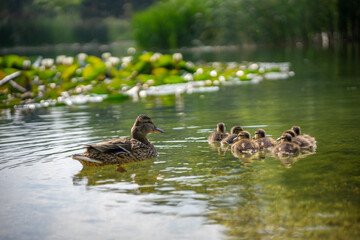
[[0, 46, 359, 240]]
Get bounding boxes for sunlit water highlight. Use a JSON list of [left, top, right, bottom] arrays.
[[0, 47, 359, 240]]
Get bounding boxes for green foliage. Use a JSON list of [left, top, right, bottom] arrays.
[[132, 0, 208, 49], [132, 0, 340, 48], [82, 56, 106, 81]]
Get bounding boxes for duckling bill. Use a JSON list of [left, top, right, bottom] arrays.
[[72, 114, 164, 166]]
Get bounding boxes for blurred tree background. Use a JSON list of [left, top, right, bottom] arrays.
[[0, 0, 359, 49]]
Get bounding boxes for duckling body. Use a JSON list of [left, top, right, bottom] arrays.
[[221, 126, 243, 145], [253, 129, 277, 150], [231, 131, 259, 154], [208, 122, 228, 143], [72, 114, 164, 166], [291, 126, 317, 146], [281, 130, 312, 150], [273, 133, 300, 156]]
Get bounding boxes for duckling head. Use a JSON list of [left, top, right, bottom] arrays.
[[291, 126, 301, 136], [217, 122, 226, 133], [280, 133, 293, 143], [283, 129, 296, 138], [254, 129, 266, 139], [132, 114, 164, 139], [238, 130, 251, 140], [231, 126, 243, 135], [277, 129, 295, 141]]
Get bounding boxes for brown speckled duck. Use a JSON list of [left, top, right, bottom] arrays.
[[72, 114, 164, 166], [208, 122, 228, 143], [291, 126, 316, 146], [273, 133, 300, 156], [221, 126, 243, 145], [253, 129, 277, 150], [231, 131, 259, 154]]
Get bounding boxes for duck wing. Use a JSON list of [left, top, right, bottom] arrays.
[[86, 138, 132, 154]]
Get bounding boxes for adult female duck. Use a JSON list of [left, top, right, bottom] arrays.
[[72, 114, 164, 166]]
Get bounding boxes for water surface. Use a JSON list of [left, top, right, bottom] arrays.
[[0, 47, 359, 240]]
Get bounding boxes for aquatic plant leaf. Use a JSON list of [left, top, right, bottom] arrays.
[[152, 67, 169, 77], [153, 55, 174, 68], [83, 62, 106, 81], [62, 64, 80, 80], [3, 55, 28, 69], [163, 75, 187, 84], [38, 69, 56, 80]]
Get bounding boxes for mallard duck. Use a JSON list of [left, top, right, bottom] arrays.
[[231, 131, 259, 154], [253, 129, 277, 150], [72, 114, 164, 166], [279, 129, 313, 150], [221, 126, 243, 145], [208, 122, 228, 143], [291, 126, 316, 146], [273, 133, 300, 156]]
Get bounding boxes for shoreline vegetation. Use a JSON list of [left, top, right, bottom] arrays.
[[1, 1, 359, 49], [0, 49, 293, 110]]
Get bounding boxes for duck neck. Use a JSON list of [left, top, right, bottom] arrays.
[[132, 130, 150, 145]]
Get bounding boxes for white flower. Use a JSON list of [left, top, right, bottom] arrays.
[[127, 47, 136, 55], [56, 55, 66, 65], [101, 52, 111, 60], [210, 70, 217, 77], [41, 58, 54, 69], [150, 53, 162, 62], [236, 70, 244, 77], [173, 53, 183, 62], [77, 53, 88, 61]]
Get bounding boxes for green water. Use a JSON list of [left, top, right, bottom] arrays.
[[0, 47, 359, 239]]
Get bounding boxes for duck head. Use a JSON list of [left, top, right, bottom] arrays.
[[231, 126, 243, 135], [291, 126, 301, 136], [254, 129, 266, 140], [216, 122, 226, 133], [131, 114, 164, 142]]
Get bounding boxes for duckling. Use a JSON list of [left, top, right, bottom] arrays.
[[208, 122, 228, 143], [72, 114, 164, 166], [221, 126, 243, 145], [231, 131, 259, 154], [291, 126, 316, 146], [273, 133, 300, 156], [253, 129, 277, 150], [279, 129, 313, 150]]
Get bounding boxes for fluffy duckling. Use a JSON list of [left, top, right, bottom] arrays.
[[273, 133, 300, 156], [221, 126, 243, 145], [279, 129, 313, 150], [291, 126, 316, 146], [208, 122, 228, 143], [231, 131, 259, 154], [72, 114, 164, 166], [253, 129, 277, 150]]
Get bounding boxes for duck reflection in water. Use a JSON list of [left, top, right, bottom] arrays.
[[73, 159, 159, 193]]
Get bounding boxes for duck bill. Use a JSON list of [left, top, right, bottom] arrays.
[[276, 137, 282, 141], [153, 127, 164, 133]]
